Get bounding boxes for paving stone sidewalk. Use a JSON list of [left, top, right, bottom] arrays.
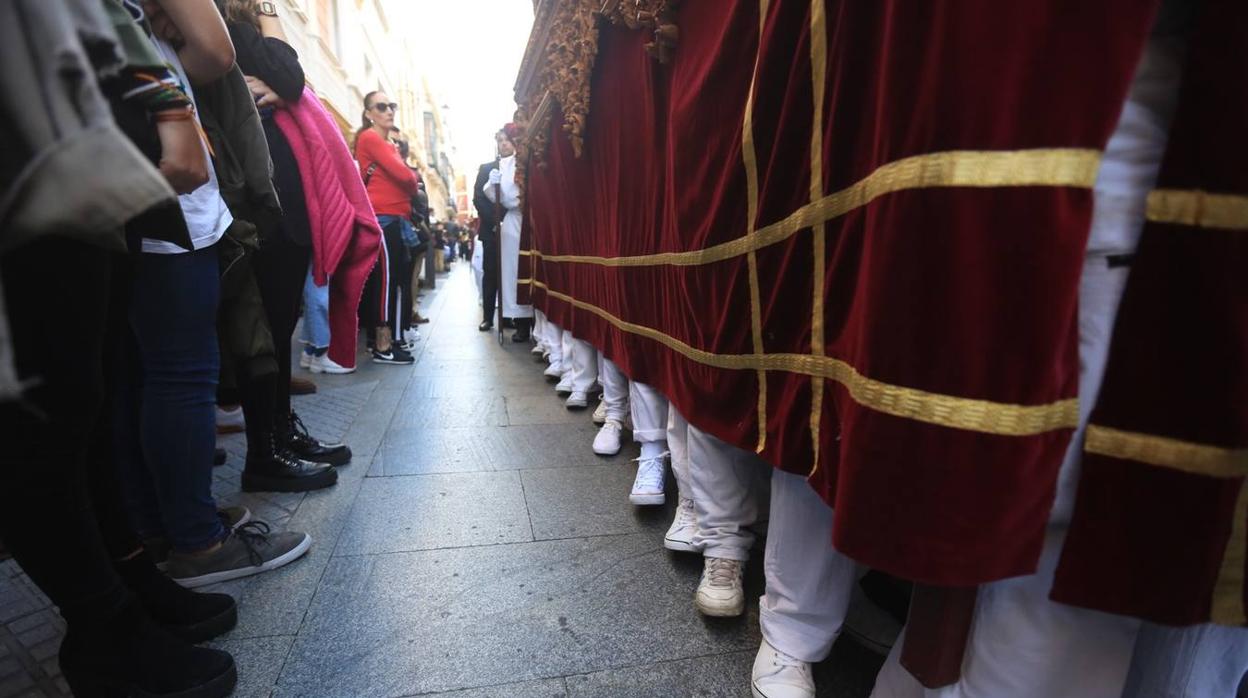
[[0, 264, 885, 697]]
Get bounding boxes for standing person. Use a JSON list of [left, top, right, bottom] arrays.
[[473, 154, 500, 331], [114, 3, 314, 589], [482, 125, 533, 341], [223, 0, 350, 483], [356, 90, 419, 364]]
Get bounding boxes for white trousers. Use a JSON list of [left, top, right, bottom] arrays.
[[542, 320, 563, 369], [560, 330, 574, 377], [471, 240, 484, 301], [567, 336, 597, 392], [667, 407, 692, 498], [628, 381, 668, 443], [597, 355, 630, 423], [760, 468, 861, 663], [687, 423, 767, 562], [499, 209, 532, 318]]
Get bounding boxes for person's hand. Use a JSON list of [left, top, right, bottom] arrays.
[[244, 75, 287, 109], [142, 1, 184, 45], [155, 117, 209, 194], [488, 169, 502, 186]]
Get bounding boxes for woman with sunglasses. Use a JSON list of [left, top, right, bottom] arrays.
[[355, 91, 419, 364]]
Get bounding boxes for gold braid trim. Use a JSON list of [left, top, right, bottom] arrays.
[[531, 281, 1078, 436], [1146, 190, 1248, 231], [1085, 425, 1248, 478], [534, 148, 1103, 267]]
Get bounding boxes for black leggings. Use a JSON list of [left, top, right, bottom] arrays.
[[362, 218, 411, 341], [0, 240, 139, 626], [254, 233, 310, 418]]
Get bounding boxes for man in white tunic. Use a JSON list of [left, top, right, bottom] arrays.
[[482, 128, 533, 342]]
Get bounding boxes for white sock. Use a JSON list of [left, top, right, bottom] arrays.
[[640, 441, 666, 461]]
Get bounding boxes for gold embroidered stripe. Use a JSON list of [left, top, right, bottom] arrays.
[[533, 148, 1102, 268], [743, 0, 770, 453], [1213, 481, 1248, 626], [1085, 425, 1248, 478], [519, 249, 534, 256], [532, 280, 1078, 436], [1147, 189, 1248, 231], [807, 0, 829, 476]]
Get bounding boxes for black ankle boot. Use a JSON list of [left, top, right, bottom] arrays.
[[282, 411, 351, 466], [115, 550, 237, 643], [511, 319, 532, 343], [59, 600, 236, 697], [241, 436, 337, 493]]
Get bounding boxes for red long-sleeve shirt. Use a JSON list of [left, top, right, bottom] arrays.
[[356, 128, 419, 216]]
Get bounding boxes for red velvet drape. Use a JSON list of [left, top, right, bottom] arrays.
[[525, 1, 1159, 586]]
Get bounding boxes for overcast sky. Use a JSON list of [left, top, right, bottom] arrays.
[[388, 0, 535, 176]]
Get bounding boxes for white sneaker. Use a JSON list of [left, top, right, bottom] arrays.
[[695, 556, 745, 617], [565, 390, 589, 409], [531, 343, 545, 356], [310, 353, 355, 375], [751, 638, 815, 698], [593, 419, 623, 456], [592, 396, 608, 425], [629, 453, 667, 505], [404, 327, 421, 346], [664, 497, 699, 552], [543, 363, 564, 381], [554, 374, 573, 396], [299, 352, 314, 370], [216, 406, 244, 434]]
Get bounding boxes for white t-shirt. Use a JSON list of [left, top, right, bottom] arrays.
[[142, 40, 232, 254]]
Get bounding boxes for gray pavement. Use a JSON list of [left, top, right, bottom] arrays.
[[0, 262, 884, 697]]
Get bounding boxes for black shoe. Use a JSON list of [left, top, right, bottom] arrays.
[[59, 601, 237, 698], [241, 441, 338, 493], [115, 550, 238, 643], [372, 344, 415, 364], [511, 328, 531, 343], [284, 411, 351, 466], [478, 320, 493, 332]]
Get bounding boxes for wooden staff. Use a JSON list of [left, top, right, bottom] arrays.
[[494, 178, 505, 345]]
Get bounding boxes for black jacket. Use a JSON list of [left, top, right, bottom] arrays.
[[473, 160, 500, 242]]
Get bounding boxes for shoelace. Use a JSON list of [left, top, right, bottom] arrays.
[[600, 420, 622, 435], [232, 521, 272, 566], [673, 498, 697, 526], [632, 452, 669, 490], [288, 413, 319, 449], [704, 557, 740, 588]]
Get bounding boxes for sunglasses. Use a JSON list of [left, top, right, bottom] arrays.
[[370, 102, 399, 113]]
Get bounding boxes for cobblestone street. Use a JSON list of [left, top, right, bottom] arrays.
[[1, 265, 883, 697]]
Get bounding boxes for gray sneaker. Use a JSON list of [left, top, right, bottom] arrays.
[[168, 522, 312, 589]]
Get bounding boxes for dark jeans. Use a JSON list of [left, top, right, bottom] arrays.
[[481, 233, 500, 323], [115, 245, 225, 553], [0, 239, 132, 625]]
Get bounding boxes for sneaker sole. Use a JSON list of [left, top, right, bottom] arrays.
[[593, 445, 621, 456], [664, 537, 698, 553], [240, 469, 338, 493], [566, 403, 588, 410], [310, 365, 356, 375], [629, 493, 665, 506], [174, 534, 313, 589], [695, 593, 745, 617], [373, 358, 415, 365]]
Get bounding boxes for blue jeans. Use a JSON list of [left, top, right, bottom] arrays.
[[301, 264, 330, 352], [116, 245, 226, 553], [1122, 622, 1248, 697]]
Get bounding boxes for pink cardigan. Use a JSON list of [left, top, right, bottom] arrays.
[[275, 87, 380, 369]]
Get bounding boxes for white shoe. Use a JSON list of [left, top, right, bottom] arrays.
[[299, 352, 314, 370], [531, 343, 545, 356], [751, 638, 815, 698], [664, 497, 699, 552], [310, 352, 355, 375], [593, 419, 623, 456], [554, 374, 573, 396], [592, 396, 608, 425], [216, 406, 244, 434], [629, 453, 667, 505], [404, 327, 421, 345], [543, 363, 564, 381], [695, 556, 745, 617], [565, 390, 589, 409]]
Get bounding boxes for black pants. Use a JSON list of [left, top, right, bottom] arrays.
[[254, 233, 310, 419], [362, 217, 410, 340], [0, 239, 137, 626], [481, 233, 500, 323]]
